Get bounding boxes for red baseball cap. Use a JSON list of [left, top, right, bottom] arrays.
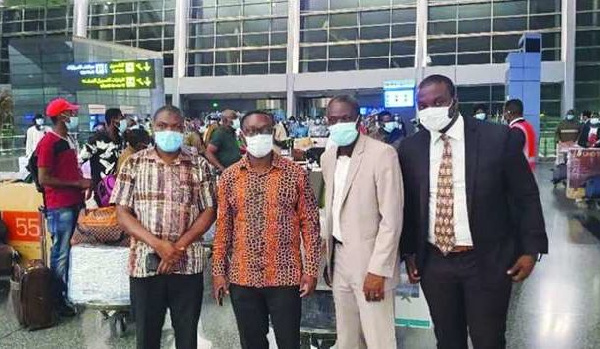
[[46, 98, 79, 118]]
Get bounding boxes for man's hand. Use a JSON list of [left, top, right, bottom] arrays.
[[405, 255, 421, 284], [507, 255, 537, 282], [78, 178, 92, 190], [363, 273, 385, 302], [213, 275, 229, 305], [155, 240, 184, 264], [157, 260, 174, 275], [300, 274, 317, 298], [85, 188, 93, 201]]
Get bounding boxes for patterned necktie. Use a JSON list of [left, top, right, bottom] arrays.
[[434, 134, 456, 255]]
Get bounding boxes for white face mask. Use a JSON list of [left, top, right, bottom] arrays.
[[418, 106, 453, 132], [474, 113, 486, 121], [245, 134, 273, 158], [591, 118, 600, 126]]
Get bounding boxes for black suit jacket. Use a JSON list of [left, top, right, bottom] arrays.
[[398, 116, 548, 284], [577, 121, 600, 148]]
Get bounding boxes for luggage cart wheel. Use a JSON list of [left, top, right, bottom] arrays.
[[116, 317, 127, 337]]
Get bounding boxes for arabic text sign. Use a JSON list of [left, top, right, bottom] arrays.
[[62, 60, 156, 90]]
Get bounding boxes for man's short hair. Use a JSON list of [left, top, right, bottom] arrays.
[[105, 108, 123, 126], [221, 109, 238, 122], [153, 105, 183, 120], [419, 74, 456, 99], [583, 110, 592, 118], [240, 110, 274, 129], [377, 110, 393, 122], [125, 128, 151, 148], [473, 104, 487, 114], [327, 95, 360, 117], [504, 99, 524, 116]]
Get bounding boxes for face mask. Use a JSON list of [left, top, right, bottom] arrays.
[[329, 122, 359, 147], [591, 118, 600, 126], [154, 130, 184, 153], [418, 106, 452, 132], [474, 113, 486, 121], [245, 134, 273, 158], [383, 121, 398, 133], [118, 119, 128, 134], [232, 118, 241, 130], [566, 114, 575, 121], [35, 118, 44, 126], [66, 116, 79, 131]]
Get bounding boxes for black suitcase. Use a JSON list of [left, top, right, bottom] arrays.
[[10, 260, 57, 330], [0, 244, 17, 276], [552, 163, 567, 185]]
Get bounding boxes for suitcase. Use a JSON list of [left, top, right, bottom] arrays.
[[0, 244, 17, 276], [552, 163, 567, 185], [10, 260, 57, 330]]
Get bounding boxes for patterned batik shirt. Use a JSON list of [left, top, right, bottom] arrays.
[[212, 154, 321, 288], [110, 146, 216, 278], [80, 131, 124, 188]]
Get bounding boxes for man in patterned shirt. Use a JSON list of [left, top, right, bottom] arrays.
[[111, 105, 216, 349], [80, 108, 126, 206], [212, 111, 321, 349]]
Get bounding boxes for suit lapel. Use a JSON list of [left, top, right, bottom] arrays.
[[464, 116, 480, 218], [417, 131, 431, 235], [340, 135, 366, 206]]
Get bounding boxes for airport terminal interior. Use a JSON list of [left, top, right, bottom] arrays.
[[0, 0, 600, 348]]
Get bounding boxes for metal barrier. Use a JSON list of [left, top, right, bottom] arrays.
[[0, 135, 26, 154]]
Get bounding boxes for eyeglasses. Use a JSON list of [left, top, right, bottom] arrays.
[[244, 128, 273, 137]]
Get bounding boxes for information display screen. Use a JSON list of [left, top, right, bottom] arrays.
[[384, 89, 414, 108], [62, 60, 156, 90]]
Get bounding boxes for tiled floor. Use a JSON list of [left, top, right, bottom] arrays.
[[1, 163, 600, 349]]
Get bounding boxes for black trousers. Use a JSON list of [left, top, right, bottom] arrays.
[[130, 273, 204, 349], [230, 284, 301, 349], [421, 246, 512, 349]]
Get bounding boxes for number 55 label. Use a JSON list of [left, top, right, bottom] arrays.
[[2, 211, 41, 242]]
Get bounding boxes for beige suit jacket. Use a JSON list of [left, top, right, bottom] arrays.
[[321, 134, 403, 291]]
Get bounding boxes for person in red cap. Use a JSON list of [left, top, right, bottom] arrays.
[[36, 97, 91, 317]]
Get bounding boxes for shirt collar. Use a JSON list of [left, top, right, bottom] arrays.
[[509, 117, 525, 127], [239, 152, 284, 171], [431, 114, 464, 143]]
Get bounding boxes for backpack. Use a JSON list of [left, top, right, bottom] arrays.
[[95, 175, 116, 208], [26, 152, 44, 194], [585, 175, 600, 199], [27, 135, 72, 194]]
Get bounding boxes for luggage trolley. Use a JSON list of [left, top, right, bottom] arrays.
[[67, 243, 132, 338], [299, 289, 337, 349]]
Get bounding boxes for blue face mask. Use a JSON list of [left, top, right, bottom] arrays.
[[329, 122, 359, 147], [566, 114, 575, 121], [383, 121, 398, 133], [154, 130, 184, 153], [67, 116, 79, 131], [118, 119, 128, 133], [474, 113, 486, 120]]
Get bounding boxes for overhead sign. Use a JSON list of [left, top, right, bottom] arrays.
[[383, 79, 415, 108], [383, 79, 415, 90], [385, 90, 415, 108], [62, 60, 156, 91]]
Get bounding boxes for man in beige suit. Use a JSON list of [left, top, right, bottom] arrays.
[[321, 95, 403, 349]]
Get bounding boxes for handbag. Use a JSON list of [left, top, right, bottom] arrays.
[[73, 207, 129, 246], [96, 175, 116, 207]]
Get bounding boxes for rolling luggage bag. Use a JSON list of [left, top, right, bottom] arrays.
[[0, 244, 17, 276], [10, 260, 57, 330], [552, 163, 567, 186]]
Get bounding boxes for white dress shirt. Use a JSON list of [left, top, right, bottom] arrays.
[[25, 125, 50, 159], [428, 115, 473, 246], [332, 155, 351, 243]]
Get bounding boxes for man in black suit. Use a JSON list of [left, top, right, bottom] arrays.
[[398, 75, 548, 349]]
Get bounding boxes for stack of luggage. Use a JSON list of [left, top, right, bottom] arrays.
[[68, 206, 130, 306]]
